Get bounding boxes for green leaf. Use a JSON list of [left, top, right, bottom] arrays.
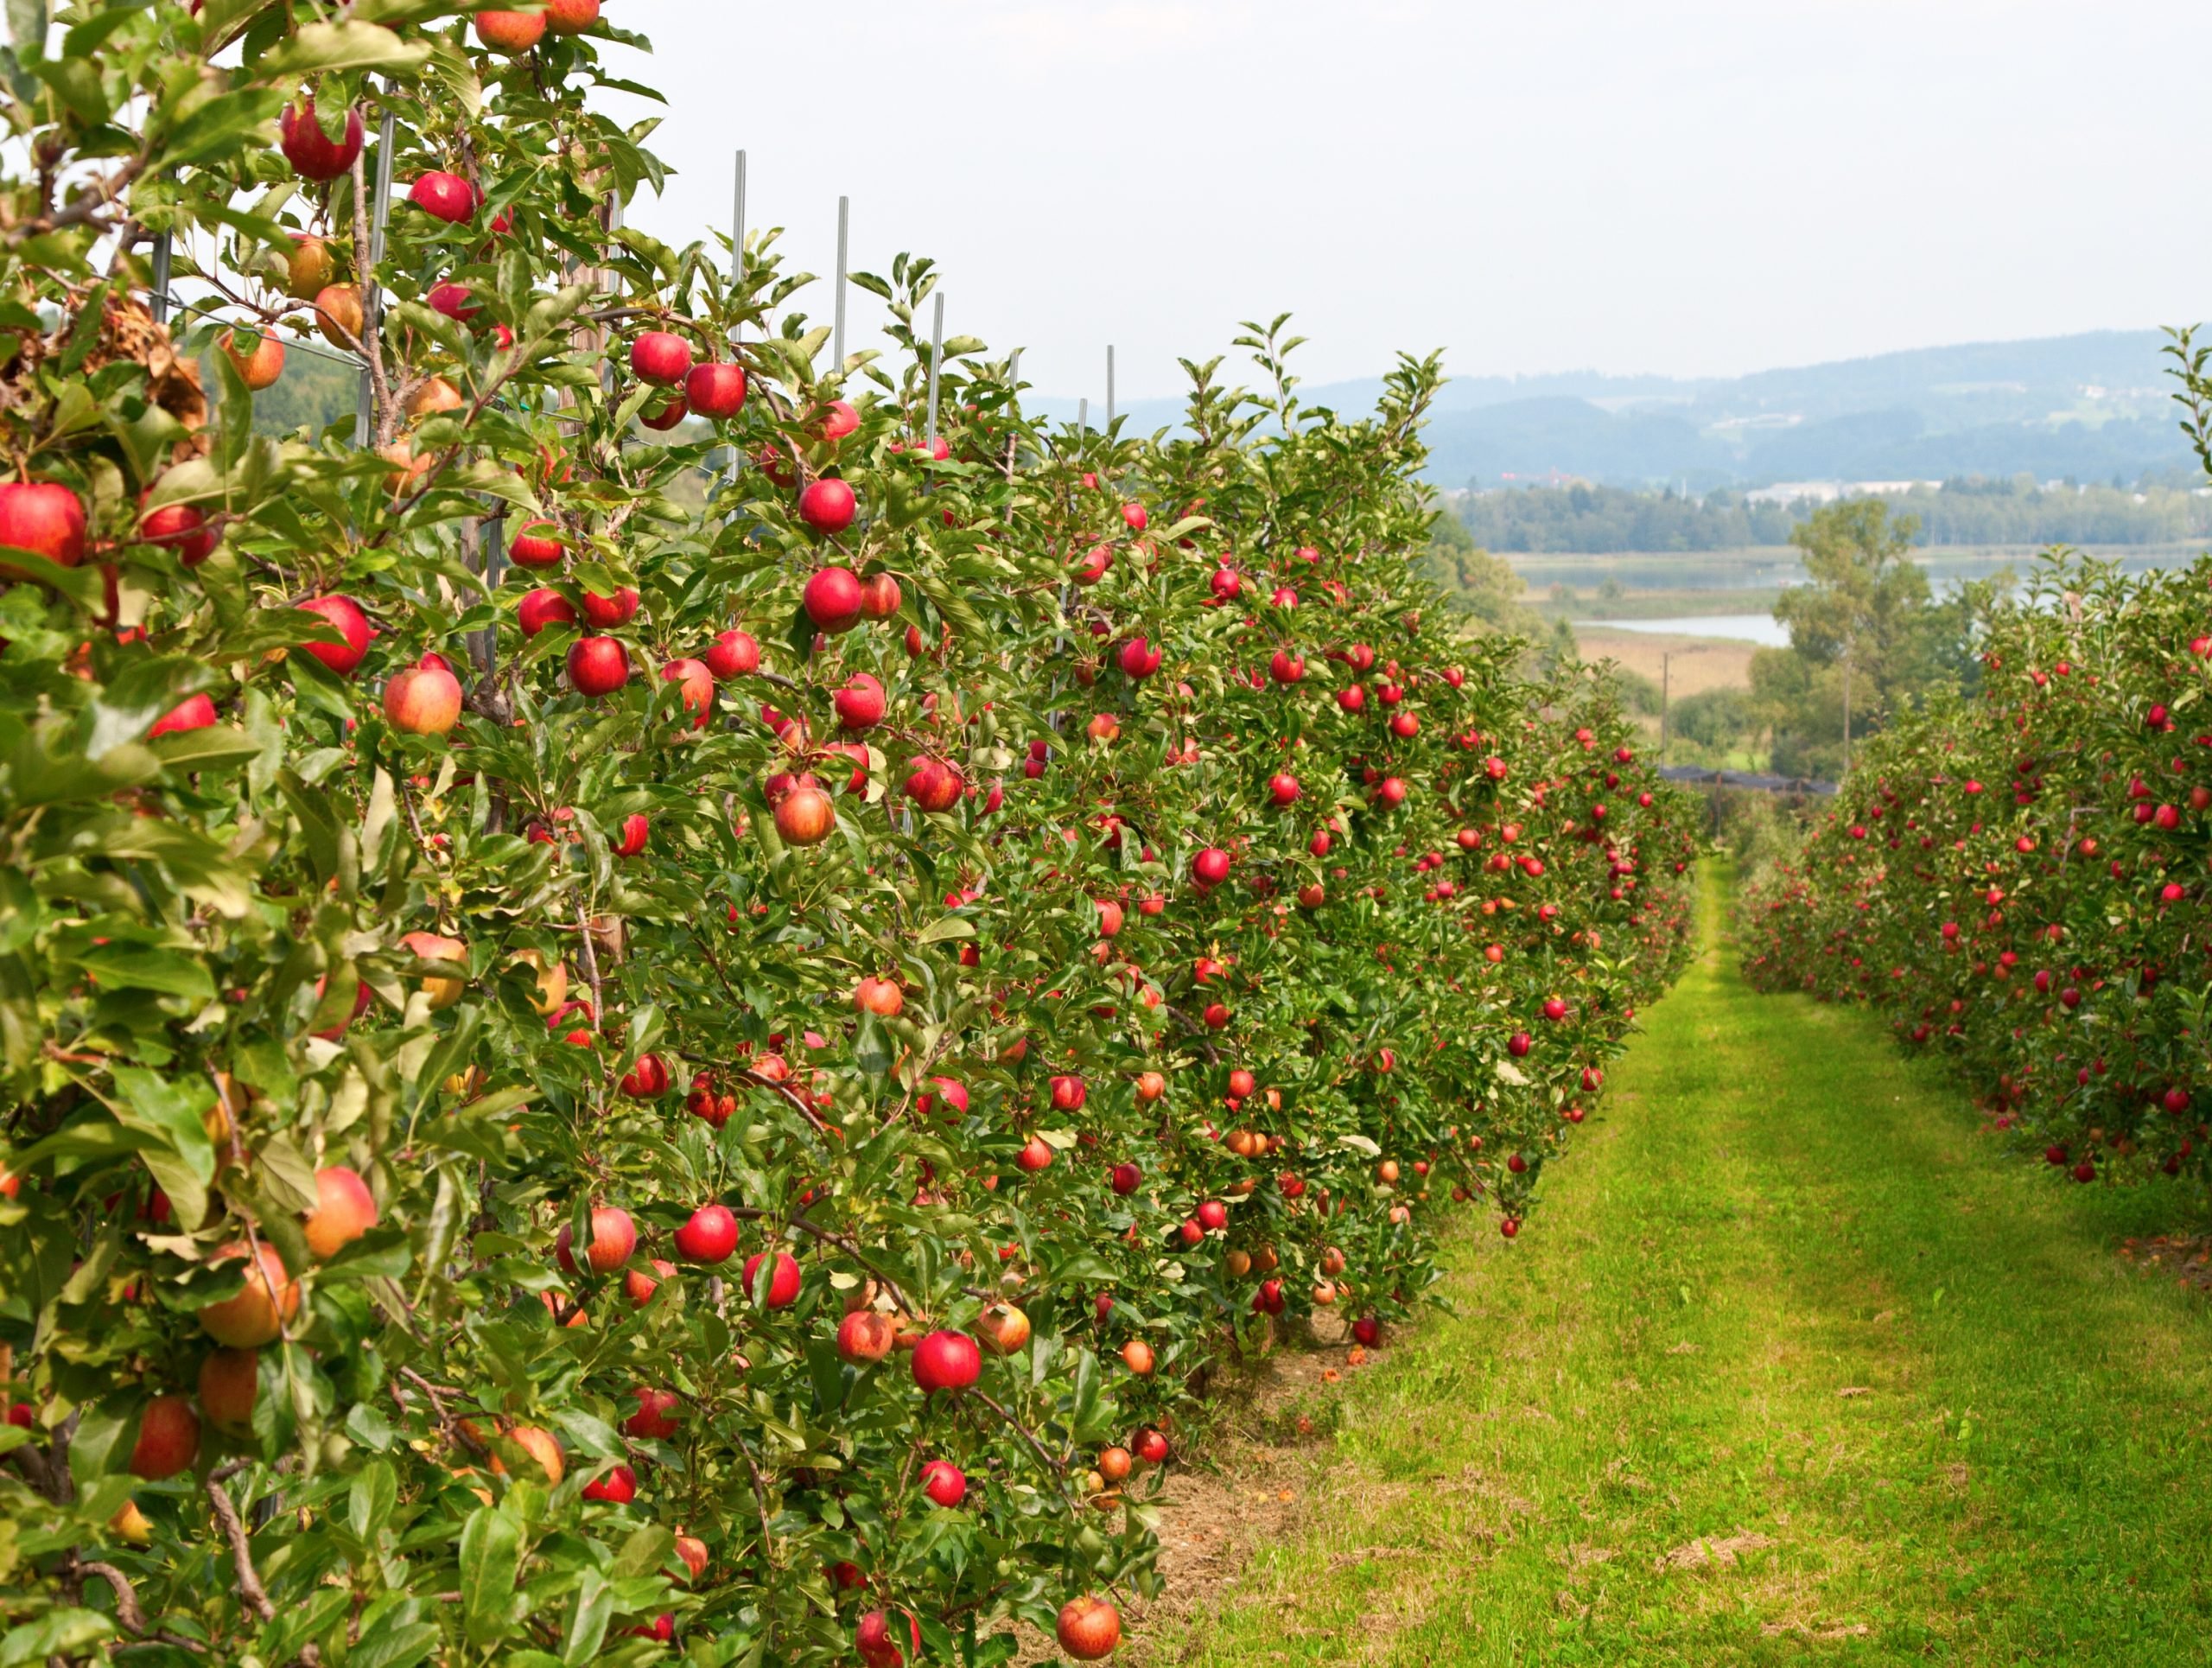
[[73, 943, 216, 1003], [458, 1504, 524, 1647], [161, 87, 289, 169], [348, 1458, 397, 1541], [5, 0, 46, 60], [152, 724, 262, 773], [257, 20, 432, 77], [0, 1610, 114, 1666], [915, 914, 975, 945]]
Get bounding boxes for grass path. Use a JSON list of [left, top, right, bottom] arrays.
[[1168, 862, 2212, 1665]]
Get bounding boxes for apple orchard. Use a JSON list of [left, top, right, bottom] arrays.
[[0, 3, 1699, 1664]]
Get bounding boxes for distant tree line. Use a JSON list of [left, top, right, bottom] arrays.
[[1457, 476, 2212, 553]]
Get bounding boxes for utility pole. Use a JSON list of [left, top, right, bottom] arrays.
[[1841, 647, 1853, 776]]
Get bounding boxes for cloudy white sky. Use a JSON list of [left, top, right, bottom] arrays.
[[598, 1, 2208, 401]]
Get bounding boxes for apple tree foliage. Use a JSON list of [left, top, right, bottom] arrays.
[[1743, 538, 2212, 1190], [0, 3, 1700, 1661]]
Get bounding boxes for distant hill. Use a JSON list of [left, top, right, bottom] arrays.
[[1033, 329, 2203, 490]]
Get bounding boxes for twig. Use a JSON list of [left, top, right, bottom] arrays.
[[205, 1462, 276, 1624]]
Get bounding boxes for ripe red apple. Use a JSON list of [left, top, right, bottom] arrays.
[[580, 585, 639, 627], [303, 1165, 379, 1259], [623, 1387, 682, 1441], [1121, 1339, 1155, 1376], [198, 1346, 258, 1431], [128, 1394, 201, 1480], [836, 672, 887, 730], [838, 1308, 896, 1364], [149, 693, 217, 739], [911, 1329, 981, 1393], [703, 628, 759, 677], [856, 1610, 918, 1668], [920, 1458, 967, 1507], [742, 1250, 802, 1308], [1192, 847, 1231, 888], [474, 8, 547, 50], [199, 1241, 298, 1347], [567, 636, 630, 697], [624, 1257, 677, 1307], [220, 329, 284, 390], [582, 1461, 637, 1504], [545, 0, 598, 29], [1110, 1162, 1141, 1194], [384, 663, 463, 735], [1017, 1136, 1054, 1173], [674, 1204, 738, 1264], [978, 1302, 1031, 1354], [1197, 1199, 1228, 1232], [1131, 1426, 1169, 1465], [297, 594, 375, 676], [858, 572, 902, 618], [1119, 636, 1161, 678], [1268, 772, 1300, 806], [803, 565, 863, 631], [904, 757, 963, 812], [613, 812, 649, 856], [518, 588, 576, 637], [1050, 1074, 1087, 1112], [659, 657, 714, 726], [630, 331, 692, 387], [799, 478, 859, 535], [408, 172, 478, 224], [817, 399, 861, 442], [774, 781, 836, 845], [685, 361, 747, 418], [854, 976, 903, 1016], [1054, 1597, 1122, 1660], [138, 495, 216, 565], [556, 1206, 637, 1275], [279, 97, 364, 181], [0, 480, 86, 575], [507, 520, 563, 567]]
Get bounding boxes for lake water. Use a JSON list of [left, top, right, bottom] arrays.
[[1575, 614, 1791, 647]]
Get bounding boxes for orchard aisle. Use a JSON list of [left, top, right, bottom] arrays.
[[1162, 863, 2212, 1666]]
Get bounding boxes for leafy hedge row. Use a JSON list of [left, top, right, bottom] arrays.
[[1742, 552, 2212, 1189], [0, 4, 1699, 1663]]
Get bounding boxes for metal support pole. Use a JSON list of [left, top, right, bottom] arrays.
[[832, 194, 849, 375], [1077, 398, 1087, 442], [1106, 345, 1115, 429], [356, 102, 396, 448], [730, 150, 746, 339], [149, 231, 172, 325], [925, 292, 944, 446], [1007, 348, 1020, 392]]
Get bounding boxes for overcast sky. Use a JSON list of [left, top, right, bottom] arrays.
[[597, 0, 2209, 401]]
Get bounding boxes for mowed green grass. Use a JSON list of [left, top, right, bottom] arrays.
[[1167, 863, 2212, 1665]]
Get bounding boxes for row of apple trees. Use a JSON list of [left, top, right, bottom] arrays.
[[1741, 537, 2212, 1191], [0, 3, 1700, 1663]]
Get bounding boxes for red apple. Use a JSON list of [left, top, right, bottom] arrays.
[[298, 594, 375, 676], [149, 693, 217, 739], [704, 628, 758, 678], [279, 97, 365, 181], [198, 1347, 258, 1431], [685, 361, 747, 418], [408, 171, 478, 225], [555, 1206, 637, 1275], [660, 657, 714, 726], [630, 331, 692, 387], [128, 1395, 200, 1480], [835, 672, 887, 730], [384, 663, 464, 735], [837, 1309, 896, 1364], [582, 1461, 637, 1503], [774, 781, 836, 846], [803, 566, 862, 632], [544, 0, 599, 29], [138, 496, 215, 565], [674, 1205, 738, 1264], [742, 1250, 801, 1308], [799, 478, 858, 534], [518, 588, 576, 636], [910, 1329, 980, 1393], [920, 1459, 966, 1507], [474, 8, 547, 49], [1056, 1596, 1122, 1660], [0, 481, 86, 573], [567, 636, 630, 697], [303, 1165, 379, 1259], [579, 585, 639, 628], [623, 1387, 681, 1441]]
